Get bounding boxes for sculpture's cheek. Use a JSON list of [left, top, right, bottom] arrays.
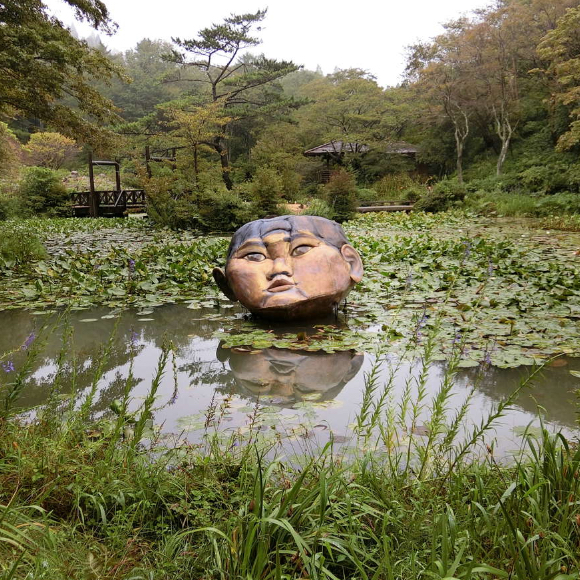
[[226, 262, 268, 309], [293, 250, 352, 298]]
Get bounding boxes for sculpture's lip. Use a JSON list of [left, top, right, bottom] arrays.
[[267, 278, 296, 292]]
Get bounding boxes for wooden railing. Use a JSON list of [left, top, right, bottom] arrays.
[[70, 190, 146, 217], [356, 200, 414, 213], [71, 190, 146, 208]]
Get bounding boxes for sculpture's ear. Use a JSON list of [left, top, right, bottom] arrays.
[[213, 267, 238, 301], [340, 245, 364, 283]]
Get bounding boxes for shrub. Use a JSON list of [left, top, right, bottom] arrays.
[[250, 167, 284, 218], [0, 226, 47, 266], [414, 179, 466, 212], [324, 169, 357, 223], [301, 198, 334, 220], [0, 194, 22, 220], [19, 167, 70, 216], [536, 192, 580, 215], [400, 184, 426, 203], [374, 173, 419, 199], [0, 122, 22, 176], [355, 188, 377, 204], [146, 173, 255, 233], [196, 187, 255, 232]]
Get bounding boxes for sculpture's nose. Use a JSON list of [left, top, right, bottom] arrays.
[[268, 257, 293, 279]]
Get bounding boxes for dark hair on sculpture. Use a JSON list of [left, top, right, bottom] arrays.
[[226, 215, 349, 259]]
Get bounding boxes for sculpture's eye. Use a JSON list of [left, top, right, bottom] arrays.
[[291, 245, 313, 257], [244, 252, 266, 262]]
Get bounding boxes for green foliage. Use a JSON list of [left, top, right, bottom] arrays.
[[539, 213, 580, 231], [355, 187, 377, 204], [197, 187, 255, 232], [300, 198, 334, 219], [24, 132, 79, 170], [0, 225, 46, 267], [146, 173, 255, 233], [324, 169, 357, 222], [464, 191, 580, 217], [537, 6, 580, 150], [1, 322, 580, 577], [0, 193, 21, 221], [18, 167, 70, 216], [400, 183, 426, 203], [0, 1, 123, 147], [249, 167, 283, 218], [414, 179, 466, 212], [0, 122, 21, 176], [374, 173, 424, 200]]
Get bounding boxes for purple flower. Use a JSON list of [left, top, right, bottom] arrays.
[[415, 309, 428, 340], [130, 329, 139, 348], [453, 330, 462, 344], [128, 259, 135, 274], [1, 361, 15, 373], [405, 272, 413, 289], [168, 390, 178, 405], [462, 241, 472, 262], [22, 333, 35, 351]]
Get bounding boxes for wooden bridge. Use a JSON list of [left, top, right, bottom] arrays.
[[70, 154, 147, 217], [71, 189, 146, 217], [356, 200, 414, 213]]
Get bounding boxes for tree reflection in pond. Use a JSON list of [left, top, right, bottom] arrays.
[[1, 305, 578, 453]]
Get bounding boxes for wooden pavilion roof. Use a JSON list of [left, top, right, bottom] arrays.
[[303, 140, 418, 156], [303, 141, 369, 156]]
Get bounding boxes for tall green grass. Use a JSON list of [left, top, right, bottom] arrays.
[[1, 321, 579, 579]]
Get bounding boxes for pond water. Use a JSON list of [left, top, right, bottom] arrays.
[[1, 304, 578, 457]]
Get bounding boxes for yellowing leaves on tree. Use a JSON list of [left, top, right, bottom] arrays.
[[25, 133, 79, 170]]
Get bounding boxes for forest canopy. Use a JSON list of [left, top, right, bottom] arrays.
[[2, 0, 580, 223]]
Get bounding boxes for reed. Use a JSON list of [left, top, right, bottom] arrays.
[[0, 320, 579, 579]]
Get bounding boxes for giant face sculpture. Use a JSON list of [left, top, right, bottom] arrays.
[[213, 216, 364, 320]]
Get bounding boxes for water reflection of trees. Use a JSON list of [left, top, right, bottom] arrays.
[[0, 305, 236, 410], [452, 361, 580, 429], [3, 305, 577, 429]]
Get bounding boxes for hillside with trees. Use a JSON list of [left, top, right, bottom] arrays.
[[2, 0, 580, 225]]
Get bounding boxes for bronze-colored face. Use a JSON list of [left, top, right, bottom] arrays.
[[214, 221, 363, 319], [226, 347, 364, 405]]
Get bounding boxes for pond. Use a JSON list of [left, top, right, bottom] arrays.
[[1, 304, 578, 458]]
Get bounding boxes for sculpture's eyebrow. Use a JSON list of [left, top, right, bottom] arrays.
[[236, 239, 267, 252], [290, 232, 320, 242]]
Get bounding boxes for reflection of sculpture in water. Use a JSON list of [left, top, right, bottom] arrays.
[[218, 346, 364, 406], [213, 216, 364, 320]]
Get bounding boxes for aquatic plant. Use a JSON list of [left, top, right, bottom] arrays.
[[1, 318, 579, 578]]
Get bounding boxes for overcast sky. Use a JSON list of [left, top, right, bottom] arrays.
[[45, 0, 491, 87]]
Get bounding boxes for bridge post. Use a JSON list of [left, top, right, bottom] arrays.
[[114, 159, 121, 194], [88, 152, 99, 218]]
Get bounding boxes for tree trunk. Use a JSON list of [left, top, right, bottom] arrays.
[[453, 110, 469, 185], [193, 144, 199, 187], [496, 135, 510, 176], [494, 107, 513, 176], [213, 137, 233, 190], [456, 136, 464, 185]]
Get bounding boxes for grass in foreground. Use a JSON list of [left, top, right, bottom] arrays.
[[1, 324, 579, 579]]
